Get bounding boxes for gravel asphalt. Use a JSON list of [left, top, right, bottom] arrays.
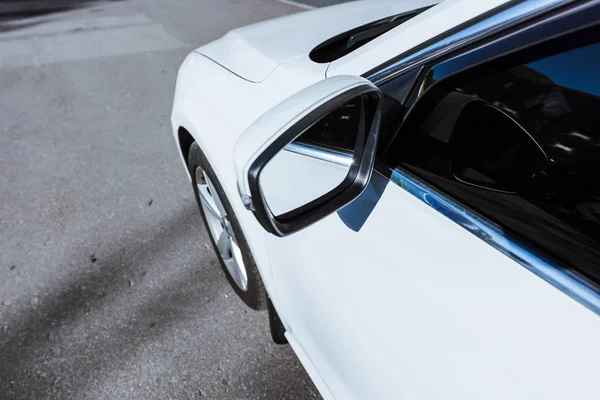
[[0, 0, 348, 398]]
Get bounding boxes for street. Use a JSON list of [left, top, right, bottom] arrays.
[[0, 0, 342, 398]]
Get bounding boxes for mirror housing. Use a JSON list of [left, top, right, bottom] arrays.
[[234, 75, 382, 236]]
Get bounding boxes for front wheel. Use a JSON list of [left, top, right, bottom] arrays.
[[188, 142, 266, 310]]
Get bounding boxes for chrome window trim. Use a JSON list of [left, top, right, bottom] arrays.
[[284, 142, 353, 167], [282, 143, 600, 315], [389, 168, 600, 316], [368, 0, 571, 85]]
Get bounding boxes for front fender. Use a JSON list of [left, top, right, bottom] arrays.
[[171, 52, 279, 299], [170, 51, 324, 304]]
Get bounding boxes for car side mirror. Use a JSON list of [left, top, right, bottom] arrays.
[[234, 75, 383, 236], [450, 101, 549, 193]]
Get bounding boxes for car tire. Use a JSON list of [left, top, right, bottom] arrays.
[[188, 142, 266, 310]]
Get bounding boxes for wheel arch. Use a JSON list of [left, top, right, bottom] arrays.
[[178, 127, 195, 173], [171, 117, 278, 311]]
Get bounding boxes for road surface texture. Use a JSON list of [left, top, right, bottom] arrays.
[[0, 0, 347, 398]]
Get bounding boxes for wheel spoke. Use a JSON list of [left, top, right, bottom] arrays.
[[217, 230, 232, 259], [204, 173, 228, 218], [230, 242, 248, 283], [197, 183, 222, 221], [225, 257, 245, 290]]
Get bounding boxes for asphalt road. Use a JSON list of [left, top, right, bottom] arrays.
[[0, 0, 347, 398]]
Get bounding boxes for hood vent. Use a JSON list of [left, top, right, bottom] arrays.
[[309, 7, 431, 64]]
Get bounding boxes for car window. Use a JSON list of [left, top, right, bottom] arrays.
[[384, 26, 600, 286]]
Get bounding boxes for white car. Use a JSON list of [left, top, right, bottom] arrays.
[[170, 0, 600, 398]]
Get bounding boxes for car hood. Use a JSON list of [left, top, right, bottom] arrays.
[[198, 0, 438, 83]]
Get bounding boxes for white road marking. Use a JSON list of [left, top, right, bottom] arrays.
[[0, 14, 188, 69], [275, 0, 316, 10]]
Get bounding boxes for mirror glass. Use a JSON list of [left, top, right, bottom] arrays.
[[260, 146, 352, 217], [258, 96, 367, 217], [451, 102, 548, 193]]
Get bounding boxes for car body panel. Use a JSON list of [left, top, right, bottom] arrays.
[[199, 0, 437, 82], [266, 160, 600, 399], [170, 1, 600, 398], [285, 331, 336, 400]]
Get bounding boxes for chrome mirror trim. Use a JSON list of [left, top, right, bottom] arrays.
[[283, 142, 353, 167]]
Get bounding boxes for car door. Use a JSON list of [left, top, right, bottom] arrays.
[[265, 3, 600, 399]]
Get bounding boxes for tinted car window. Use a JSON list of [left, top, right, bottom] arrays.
[[385, 31, 600, 285]]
